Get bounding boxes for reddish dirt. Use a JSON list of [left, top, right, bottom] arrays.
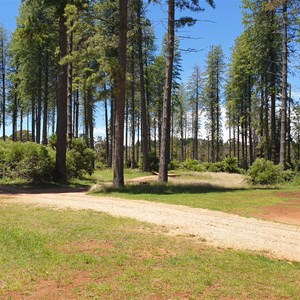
[[3, 271, 91, 300], [253, 192, 300, 226]]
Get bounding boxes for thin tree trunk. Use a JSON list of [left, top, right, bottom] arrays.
[[42, 54, 49, 145], [159, 0, 175, 182], [137, 0, 149, 171], [55, 14, 68, 182], [113, 0, 128, 188], [130, 50, 136, 169], [104, 97, 110, 167], [67, 27, 73, 149], [36, 62, 42, 144], [279, 0, 287, 168], [12, 86, 18, 142], [87, 88, 94, 168], [2, 41, 5, 141], [125, 96, 128, 163], [287, 85, 292, 166], [75, 88, 79, 138]]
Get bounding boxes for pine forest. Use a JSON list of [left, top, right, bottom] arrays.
[[0, 0, 300, 187]]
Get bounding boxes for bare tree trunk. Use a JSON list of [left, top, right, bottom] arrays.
[[104, 83, 110, 167], [279, 0, 287, 168], [67, 27, 73, 149], [2, 41, 5, 141], [113, 0, 128, 188], [42, 54, 49, 145], [55, 14, 68, 182], [287, 84, 292, 166], [20, 107, 23, 142], [31, 97, 36, 142], [12, 85, 18, 142], [137, 0, 149, 171], [36, 62, 42, 144], [74, 88, 79, 138], [130, 49, 136, 169], [159, 0, 175, 182]]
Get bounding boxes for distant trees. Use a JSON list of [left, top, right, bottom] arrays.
[[204, 45, 224, 163]]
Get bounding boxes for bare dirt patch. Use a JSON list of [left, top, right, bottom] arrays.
[[253, 192, 300, 226], [3, 271, 91, 300]]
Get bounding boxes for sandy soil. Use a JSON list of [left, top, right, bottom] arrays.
[[1, 185, 300, 262]]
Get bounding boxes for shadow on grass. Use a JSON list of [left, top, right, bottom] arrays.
[[97, 182, 275, 195], [0, 178, 96, 195]]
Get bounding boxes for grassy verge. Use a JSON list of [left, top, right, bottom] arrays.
[[0, 202, 299, 299], [91, 170, 298, 217]]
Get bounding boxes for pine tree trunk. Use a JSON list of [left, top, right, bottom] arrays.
[[279, 0, 287, 168], [287, 85, 292, 166], [67, 28, 73, 149], [159, 0, 174, 182], [55, 14, 68, 183], [113, 0, 128, 188], [104, 97, 110, 167], [130, 50, 136, 169], [12, 86, 18, 142], [42, 55, 49, 145], [137, 0, 149, 171], [75, 88, 79, 138], [2, 42, 5, 141], [36, 62, 42, 144]]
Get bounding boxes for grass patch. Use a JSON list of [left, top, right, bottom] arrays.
[[91, 170, 299, 217], [0, 203, 299, 299]]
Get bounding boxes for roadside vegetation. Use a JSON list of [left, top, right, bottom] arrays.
[[1, 203, 299, 299]]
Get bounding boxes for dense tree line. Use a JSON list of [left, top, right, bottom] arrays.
[[0, 0, 300, 186]]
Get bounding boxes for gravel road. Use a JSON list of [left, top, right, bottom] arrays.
[[3, 189, 300, 262]]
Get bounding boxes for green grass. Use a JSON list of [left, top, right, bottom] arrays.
[[95, 185, 286, 216], [91, 169, 297, 217], [0, 202, 299, 299]]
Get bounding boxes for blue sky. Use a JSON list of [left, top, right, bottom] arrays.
[[148, 0, 243, 81], [0, 0, 243, 82]]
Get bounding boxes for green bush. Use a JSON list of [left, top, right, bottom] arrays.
[[0, 141, 54, 181], [181, 159, 204, 172], [222, 157, 242, 173], [247, 158, 283, 185], [282, 169, 296, 182], [67, 138, 96, 179], [168, 160, 181, 170]]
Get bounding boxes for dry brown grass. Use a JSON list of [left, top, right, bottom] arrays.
[[169, 172, 248, 189]]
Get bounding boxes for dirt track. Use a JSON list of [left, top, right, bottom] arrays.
[[2, 186, 300, 262]]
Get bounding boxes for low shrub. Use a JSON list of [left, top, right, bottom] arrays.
[[168, 160, 181, 170], [282, 169, 296, 182], [222, 157, 242, 173], [181, 159, 204, 172], [247, 158, 283, 185], [67, 138, 96, 179], [0, 141, 54, 181]]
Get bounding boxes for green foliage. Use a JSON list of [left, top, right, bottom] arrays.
[[66, 138, 96, 179], [247, 158, 283, 185], [168, 160, 181, 170], [181, 159, 205, 172], [222, 157, 243, 173], [0, 141, 54, 181], [282, 170, 296, 182], [180, 157, 243, 174]]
